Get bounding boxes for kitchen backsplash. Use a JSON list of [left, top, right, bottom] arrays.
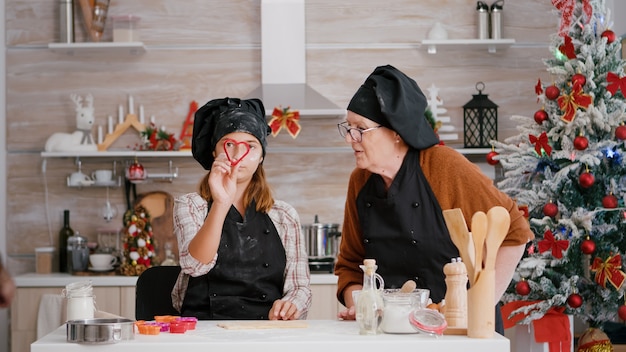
[[4, 0, 556, 275]]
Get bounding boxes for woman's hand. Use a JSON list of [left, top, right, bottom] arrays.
[[0, 267, 16, 308], [208, 152, 240, 206], [337, 284, 361, 320], [269, 300, 300, 320], [337, 306, 356, 320]]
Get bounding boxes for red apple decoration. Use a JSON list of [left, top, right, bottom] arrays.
[[616, 125, 626, 140], [515, 280, 531, 296], [534, 110, 549, 125], [573, 135, 588, 150], [567, 293, 583, 308], [543, 201, 558, 217], [486, 151, 499, 166], [579, 172, 595, 188], [602, 194, 618, 208], [545, 85, 560, 100], [581, 237, 595, 255], [602, 29, 616, 44], [618, 305, 626, 321], [571, 73, 587, 87]]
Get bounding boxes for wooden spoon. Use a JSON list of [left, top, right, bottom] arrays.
[[442, 208, 476, 285], [400, 280, 417, 293], [484, 206, 511, 271], [470, 211, 488, 283]]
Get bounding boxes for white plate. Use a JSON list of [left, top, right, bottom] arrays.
[[94, 180, 117, 186], [89, 266, 114, 272]]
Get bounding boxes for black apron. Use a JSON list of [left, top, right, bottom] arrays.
[[181, 201, 286, 320], [356, 149, 505, 334], [356, 149, 459, 303]]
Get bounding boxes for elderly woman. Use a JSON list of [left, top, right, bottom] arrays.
[[334, 65, 534, 332], [172, 97, 311, 320]]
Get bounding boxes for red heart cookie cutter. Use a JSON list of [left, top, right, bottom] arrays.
[[222, 138, 251, 166]]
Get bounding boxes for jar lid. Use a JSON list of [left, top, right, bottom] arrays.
[[68, 234, 87, 244], [408, 309, 447, 336]]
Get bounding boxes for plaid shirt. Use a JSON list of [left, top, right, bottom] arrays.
[[171, 193, 311, 318]]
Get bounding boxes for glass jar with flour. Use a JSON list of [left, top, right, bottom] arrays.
[[380, 288, 430, 334], [63, 280, 96, 321]]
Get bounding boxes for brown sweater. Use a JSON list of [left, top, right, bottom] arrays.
[[334, 145, 534, 304]]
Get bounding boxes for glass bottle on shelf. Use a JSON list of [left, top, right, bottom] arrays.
[[59, 209, 74, 273], [356, 258, 385, 335], [161, 242, 178, 266]]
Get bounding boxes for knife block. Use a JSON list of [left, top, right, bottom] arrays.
[[467, 269, 495, 338]]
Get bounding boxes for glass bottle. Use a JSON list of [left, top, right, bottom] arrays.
[[161, 242, 178, 266], [59, 210, 74, 272], [356, 259, 384, 335]]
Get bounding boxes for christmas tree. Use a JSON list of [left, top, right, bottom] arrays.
[[493, 0, 626, 328]]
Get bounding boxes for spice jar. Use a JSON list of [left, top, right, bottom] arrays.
[[380, 288, 430, 334]]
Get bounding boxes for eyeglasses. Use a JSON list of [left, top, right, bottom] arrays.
[[337, 122, 383, 143]]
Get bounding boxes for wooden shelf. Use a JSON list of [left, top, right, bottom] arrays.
[[42, 150, 191, 158], [41, 147, 491, 158], [48, 42, 146, 55], [419, 39, 516, 54]]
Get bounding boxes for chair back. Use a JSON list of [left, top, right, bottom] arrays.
[[135, 265, 181, 320]]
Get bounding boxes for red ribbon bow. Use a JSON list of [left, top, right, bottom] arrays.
[[537, 229, 569, 259], [552, 0, 592, 37], [591, 253, 626, 290], [559, 35, 577, 59], [268, 106, 301, 138], [557, 83, 592, 122], [607, 72, 626, 96], [529, 132, 552, 156], [535, 78, 543, 96]]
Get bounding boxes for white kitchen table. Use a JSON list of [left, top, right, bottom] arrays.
[[31, 319, 509, 352]]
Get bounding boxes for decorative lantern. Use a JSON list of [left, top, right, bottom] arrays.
[[463, 82, 498, 148]]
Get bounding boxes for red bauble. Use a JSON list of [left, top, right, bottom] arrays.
[[602, 194, 618, 208], [515, 280, 531, 296], [567, 293, 583, 308], [573, 135, 588, 150], [545, 85, 560, 100], [126, 160, 146, 181], [534, 110, 549, 125], [616, 125, 626, 140], [486, 151, 499, 166], [619, 305, 626, 321], [579, 172, 595, 188], [602, 29, 616, 44], [543, 202, 558, 217], [581, 238, 596, 255], [571, 73, 587, 87]]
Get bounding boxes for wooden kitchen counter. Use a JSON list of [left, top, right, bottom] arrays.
[[32, 320, 509, 352]]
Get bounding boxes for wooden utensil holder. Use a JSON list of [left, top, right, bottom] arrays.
[[467, 268, 495, 338]]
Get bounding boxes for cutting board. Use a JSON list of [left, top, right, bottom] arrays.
[[134, 191, 177, 264], [217, 321, 309, 330]]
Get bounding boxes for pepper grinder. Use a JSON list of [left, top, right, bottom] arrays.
[[443, 257, 468, 329]]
